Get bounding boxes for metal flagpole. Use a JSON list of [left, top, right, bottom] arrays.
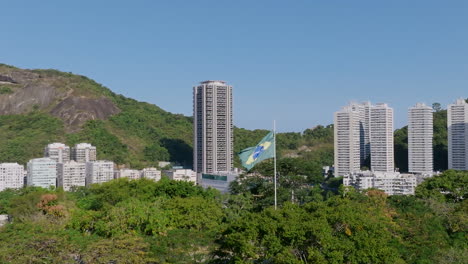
[[274, 120, 277, 210]]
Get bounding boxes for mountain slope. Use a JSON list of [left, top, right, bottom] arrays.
[[0, 63, 193, 168]]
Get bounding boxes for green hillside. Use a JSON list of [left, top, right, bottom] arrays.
[[0, 63, 334, 174]]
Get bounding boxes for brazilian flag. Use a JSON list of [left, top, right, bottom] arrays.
[[239, 131, 275, 170]]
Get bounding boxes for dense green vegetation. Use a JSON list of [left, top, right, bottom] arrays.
[[0, 114, 65, 164], [0, 170, 466, 263], [0, 85, 13, 94]]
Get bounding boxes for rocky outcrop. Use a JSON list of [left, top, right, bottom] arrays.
[[51, 97, 120, 131], [0, 64, 121, 131]]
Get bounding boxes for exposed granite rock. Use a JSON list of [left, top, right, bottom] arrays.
[[0, 64, 121, 131]]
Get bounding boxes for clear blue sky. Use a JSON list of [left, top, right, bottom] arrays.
[[1, 0, 467, 132]]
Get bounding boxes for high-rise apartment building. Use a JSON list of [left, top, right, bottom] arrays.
[[370, 103, 394, 172], [408, 103, 433, 174], [193, 80, 233, 174], [44, 143, 70, 163], [447, 98, 468, 170], [57, 161, 86, 191], [27, 158, 57, 188], [85, 161, 114, 186], [71, 143, 97, 163], [0, 163, 24, 191], [334, 106, 361, 176], [350, 102, 371, 165]]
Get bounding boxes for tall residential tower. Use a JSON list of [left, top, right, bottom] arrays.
[[334, 106, 361, 176], [447, 98, 468, 170], [193, 81, 233, 174], [350, 102, 371, 165], [408, 103, 433, 174], [370, 103, 394, 172]]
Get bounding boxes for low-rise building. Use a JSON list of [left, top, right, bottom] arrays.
[[141, 168, 161, 181], [115, 169, 141, 180], [0, 163, 25, 191], [164, 169, 197, 183], [57, 161, 86, 191], [344, 171, 417, 195], [200, 171, 239, 193], [27, 158, 57, 189], [86, 161, 114, 186]]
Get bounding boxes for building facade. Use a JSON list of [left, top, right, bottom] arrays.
[[115, 169, 141, 180], [334, 106, 361, 177], [72, 143, 97, 163], [57, 161, 86, 191], [193, 80, 233, 174], [85, 161, 114, 186], [27, 158, 57, 188], [350, 101, 371, 165], [141, 168, 161, 181], [370, 103, 394, 172], [165, 169, 197, 183], [200, 171, 239, 193], [344, 171, 417, 195], [0, 163, 24, 191], [408, 103, 433, 174], [44, 143, 70, 163], [447, 98, 468, 170]]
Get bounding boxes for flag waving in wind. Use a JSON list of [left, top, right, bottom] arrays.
[[239, 131, 275, 170]]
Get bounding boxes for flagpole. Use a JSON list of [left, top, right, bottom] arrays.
[[274, 120, 277, 210]]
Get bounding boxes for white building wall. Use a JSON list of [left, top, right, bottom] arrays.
[[334, 106, 361, 176], [370, 103, 394, 172], [57, 161, 86, 191], [350, 101, 371, 164], [44, 143, 70, 163], [165, 169, 197, 183], [0, 163, 24, 191], [85, 161, 114, 186], [344, 171, 416, 195], [193, 81, 233, 174], [72, 143, 97, 163], [447, 98, 468, 170], [27, 158, 57, 189], [116, 169, 141, 180], [141, 168, 161, 181], [408, 103, 433, 174]]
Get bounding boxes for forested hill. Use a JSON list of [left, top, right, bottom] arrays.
[[0, 63, 462, 173], [0, 63, 334, 170]]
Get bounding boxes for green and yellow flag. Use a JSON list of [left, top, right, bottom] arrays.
[[239, 131, 275, 170]]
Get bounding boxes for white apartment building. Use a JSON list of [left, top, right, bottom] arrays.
[[344, 171, 417, 195], [85, 161, 114, 186], [27, 158, 57, 189], [370, 103, 394, 172], [408, 103, 433, 174], [57, 161, 86, 191], [115, 169, 141, 180], [165, 169, 197, 183], [141, 168, 161, 181], [44, 143, 70, 163], [193, 80, 233, 174], [72, 143, 97, 163], [350, 101, 371, 164], [447, 98, 468, 170], [334, 106, 361, 176], [0, 163, 24, 191]]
